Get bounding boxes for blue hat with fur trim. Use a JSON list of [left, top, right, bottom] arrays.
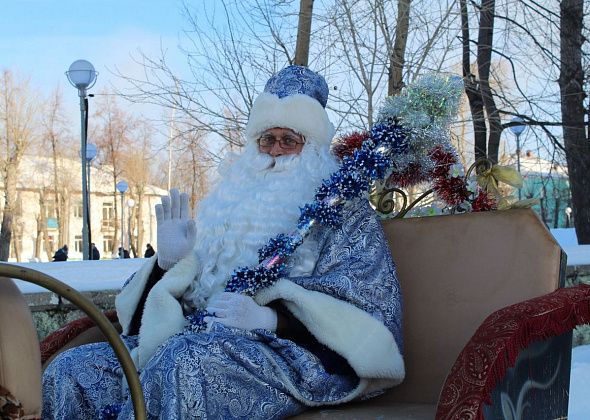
[[245, 65, 335, 146], [264, 66, 329, 108]]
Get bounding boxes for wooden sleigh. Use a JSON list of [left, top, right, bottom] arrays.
[[2, 208, 590, 419]]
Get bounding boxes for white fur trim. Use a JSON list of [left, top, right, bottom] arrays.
[[135, 253, 201, 369], [255, 279, 405, 383], [115, 255, 158, 334], [116, 253, 202, 369], [245, 92, 335, 145]]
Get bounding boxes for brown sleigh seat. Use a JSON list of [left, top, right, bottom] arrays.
[[2, 208, 590, 419]]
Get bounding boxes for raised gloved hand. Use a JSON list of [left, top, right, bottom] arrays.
[[204, 292, 278, 332], [156, 189, 197, 270]]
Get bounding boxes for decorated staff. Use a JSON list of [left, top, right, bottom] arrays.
[[187, 74, 464, 331]]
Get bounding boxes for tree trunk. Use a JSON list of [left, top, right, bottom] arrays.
[[460, 0, 487, 160], [294, 0, 314, 66], [0, 166, 17, 261], [559, 0, 590, 243], [388, 0, 411, 96], [476, 0, 502, 163], [34, 213, 43, 260], [137, 190, 145, 256], [11, 226, 20, 262], [113, 189, 120, 257], [293, 0, 313, 66]]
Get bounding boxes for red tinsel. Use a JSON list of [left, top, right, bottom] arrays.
[[429, 145, 458, 179], [388, 162, 429, 188], [471, 190, 497, 212], [331, 131, 370, 160], [433, 176, 470, 207]]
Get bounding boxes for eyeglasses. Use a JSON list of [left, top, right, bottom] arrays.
[[257, 133, 305, 150]]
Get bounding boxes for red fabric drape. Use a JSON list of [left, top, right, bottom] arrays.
[[436, 284, 590, 419]]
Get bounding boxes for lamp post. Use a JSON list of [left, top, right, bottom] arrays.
[[66, 59, 97, 260], [509, 116, 527, 200], [127, 198, 135, 257], [116, 180, 128, 259], [80, 143, 97, 258]]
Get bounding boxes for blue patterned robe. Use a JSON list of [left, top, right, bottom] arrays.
[[42, 200, 404, 419]]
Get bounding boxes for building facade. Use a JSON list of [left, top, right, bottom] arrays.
[[2, 155, 167, 262], [505, 151, 572, 229]]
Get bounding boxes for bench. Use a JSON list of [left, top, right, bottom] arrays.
[[2, 208, 590, 419]]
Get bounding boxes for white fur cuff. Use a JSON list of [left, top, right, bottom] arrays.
[[255, 279, 405, 383]]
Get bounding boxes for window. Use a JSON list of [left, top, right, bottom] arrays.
[[103, 235, 114, 254], [74, 235, 83, 253], [45, 199, 57, 219], [102, 202, 116, 230], [74, 201, 83, 218]]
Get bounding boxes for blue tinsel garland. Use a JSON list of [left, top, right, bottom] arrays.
[[183, 121, 409, 333]]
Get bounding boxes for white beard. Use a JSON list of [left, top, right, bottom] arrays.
[[183, 141, 339, 309]]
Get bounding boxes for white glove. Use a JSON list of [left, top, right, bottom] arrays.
[[204, 292, 277, 332], [156, 189, 197, 270]]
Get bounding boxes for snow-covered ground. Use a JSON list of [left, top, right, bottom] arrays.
[[550, 228, 590, 419], [10, 258, 145, 293], [550, 228, 590, 266], [570, 345, 590, 419]]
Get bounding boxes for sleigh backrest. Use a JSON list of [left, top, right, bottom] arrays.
[[0, 277, 42, 417], [379, 208, 564, 404]]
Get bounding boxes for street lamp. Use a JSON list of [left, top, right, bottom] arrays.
[[116, 180, 128, 259], [66, 59, 97, 260], [127, 198, 135, 257], [509, 116, 527, 200], [80, 143, 97, 258], [565, 207, 572, 228]]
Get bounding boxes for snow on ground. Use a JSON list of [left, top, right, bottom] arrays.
[[4, 257, 590, 415], [10, 258, 145, 293], [569, 344, 590, 419], [550, 228, 590, 266]]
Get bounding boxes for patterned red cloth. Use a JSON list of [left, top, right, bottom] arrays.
[[436, 284, 590, 420], [40, 310, 119, 364]]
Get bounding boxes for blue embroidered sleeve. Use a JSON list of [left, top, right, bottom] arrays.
[[288, 199, 404, 351]]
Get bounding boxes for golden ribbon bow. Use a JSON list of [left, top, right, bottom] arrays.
[[477, 164, 538, 209], [476, 164, 523, 197]]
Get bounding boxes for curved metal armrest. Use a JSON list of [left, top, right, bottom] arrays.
[[436, 284, 590, 420], [0, 263, 146, 420]]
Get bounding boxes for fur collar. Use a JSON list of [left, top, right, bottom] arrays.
[[116, 253, 202, 369]]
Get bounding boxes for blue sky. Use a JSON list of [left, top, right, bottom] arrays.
[[1, 0, 188, 101], [0, 0, 196, 150]]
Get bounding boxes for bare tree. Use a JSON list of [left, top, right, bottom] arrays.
[[116, 0, 299, 156], [322, 0, 460, 131], [0, 70, 37, 261], [386, 0, 411, 96], [172, 122, 211, 212], [122, 120, 158, 256], [559, 0, 590, 243], [92, 93, 138, 252], [40, 87, 74, 248], [328, 0, 388, 129]]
